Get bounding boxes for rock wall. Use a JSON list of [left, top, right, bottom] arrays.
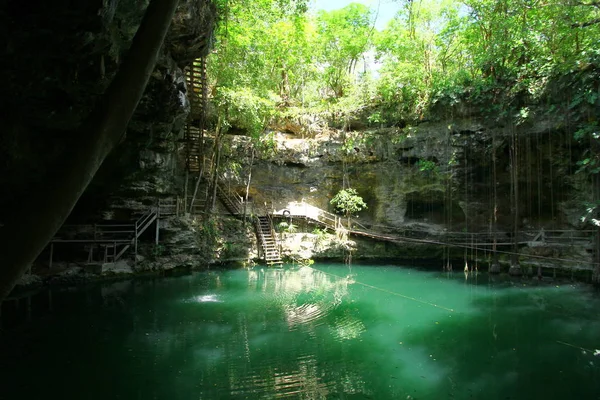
[[226, 116, 586, 236], [0, 0, 217, 223]]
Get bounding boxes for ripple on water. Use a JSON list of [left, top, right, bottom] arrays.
[[183, 294, 222, 303], [332, 312, 366, 341], [285, 302, 328, 329]]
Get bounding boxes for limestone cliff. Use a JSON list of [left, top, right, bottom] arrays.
[[0, 0, 216, 223]]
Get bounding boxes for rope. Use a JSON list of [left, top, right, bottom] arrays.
[[299, 266, 598, 355], [277, 204, 596, 266], [350, 230, 598, 266], [556, 340, 595, 354], [307, 265, 456, 313]]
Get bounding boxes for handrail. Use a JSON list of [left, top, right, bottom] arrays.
[[135, 208, 156, 233], [216, 180, 244, 215], [254, 216, 268, 255], [50, 204, 160, 265], [268, 201, 596, 248]]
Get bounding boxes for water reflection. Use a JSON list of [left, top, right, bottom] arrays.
[[3, 266, 600, 399], [89, 266, 374, 399], [203, 266, 369, 398]]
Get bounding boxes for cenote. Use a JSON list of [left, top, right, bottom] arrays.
[[2, 263, 600, 399], [4, 0, 600, 398]]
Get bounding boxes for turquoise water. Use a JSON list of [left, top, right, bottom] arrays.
[[1, 264, 600, 399]]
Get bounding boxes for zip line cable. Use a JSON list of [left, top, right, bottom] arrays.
[[307, 265, 456, 313], [299, 266, 599, 354], [348, 229, 598, 266]]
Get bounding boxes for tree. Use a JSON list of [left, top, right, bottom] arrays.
[[316, 3, 374, 98], [0, 0, 181, 303], [330, 188, 367, 227]]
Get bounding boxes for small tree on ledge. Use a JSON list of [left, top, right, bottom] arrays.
[[330, 188, 367, 228]]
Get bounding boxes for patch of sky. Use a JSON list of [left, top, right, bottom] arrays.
[[310, 0, 401, 31]]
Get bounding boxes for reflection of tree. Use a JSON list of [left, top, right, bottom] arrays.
[[220, 266, 370, 398], [120, 267, 385, 399]]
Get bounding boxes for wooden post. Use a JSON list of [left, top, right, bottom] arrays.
[[26, 296, 31, 322], [134, 225, 138, 264], [155, 212, 160, 245], [49, 243, 54, 269], [184, 170, 189, 214]]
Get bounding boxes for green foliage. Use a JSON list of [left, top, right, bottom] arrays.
[[215, 87, 277, 136], [302, 258, 314, 266], [312, 227, 328, 237], [330, 188, 367, 217], [257, 132, 278, 158], [316, 3, 374, 98], [207, 0, 600, 129], [278, 221, 298, 233], [198, 217, 219, 244], [151, 244, 166, 259], [297, 257, 315, 267], [416, 159, 438, 173], [367, 111, 382, 125]]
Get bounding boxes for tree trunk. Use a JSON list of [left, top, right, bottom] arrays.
[[0, 0, 180, 302], [243, 148, 255, 226], [593, 173, 600, 286]]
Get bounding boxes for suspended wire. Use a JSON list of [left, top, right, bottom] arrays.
[[307, 265, 456, 313], [348, 228, 598, 266]]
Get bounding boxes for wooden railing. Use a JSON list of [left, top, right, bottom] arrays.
[[49, 206, 159, 267], [158, 197, 183, 216], [272, 201, 345, 230], [268, 201, 596, 249], [185, 59, 207, 120], [254, 216, 268, 257]]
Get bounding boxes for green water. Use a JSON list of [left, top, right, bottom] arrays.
[[1, 264, 600, 399]]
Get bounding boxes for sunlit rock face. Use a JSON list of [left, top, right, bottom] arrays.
[[228, 116, 585, 234]]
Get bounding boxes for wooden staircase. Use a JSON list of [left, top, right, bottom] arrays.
[[216, 182, 243, 216], [256, 216, 282, 264], [185, 59, 206, 120], [184, 125, 204, 173], [184, 57, 207, 173], [182, 58, 280, 265]]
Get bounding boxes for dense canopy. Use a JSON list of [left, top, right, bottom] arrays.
[[208, 0, 600, 130]]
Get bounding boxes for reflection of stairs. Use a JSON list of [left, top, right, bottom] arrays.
[[256, 216, 282, 264]]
